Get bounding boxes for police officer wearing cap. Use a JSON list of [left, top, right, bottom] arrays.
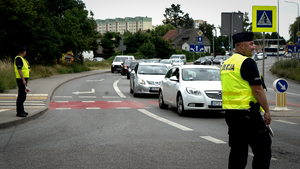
[[14, 47, 30, 117], [220, 32, 272, 169]]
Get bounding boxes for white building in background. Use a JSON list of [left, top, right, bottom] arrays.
[[95, 16, 153, 35]]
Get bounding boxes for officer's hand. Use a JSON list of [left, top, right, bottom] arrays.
[[23, 80, 27, 86], [264, 112, 271, 125]]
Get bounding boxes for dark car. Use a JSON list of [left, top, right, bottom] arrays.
[[148, 58, 161, 63], [194, 57, 212, 65], [213, 55, 224, 65], [127, 61, 139, 79], [121, 59, 133, 75]]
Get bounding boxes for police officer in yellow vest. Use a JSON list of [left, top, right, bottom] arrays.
[[14, 47, 30, 117], [220, 32, 271, 169]]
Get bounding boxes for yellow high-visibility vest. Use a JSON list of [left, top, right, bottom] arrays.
[[14, 56, 30, 78], [220, 53, 263, 111]]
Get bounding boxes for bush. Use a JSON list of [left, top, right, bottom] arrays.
[[270, 58, 300, 83], [0, 59, 17, 92]]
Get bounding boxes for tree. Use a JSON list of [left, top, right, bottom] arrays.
[[242, 11, 251, 32], [288, 16, 300, 43], [139, 41, 156, 58], [182, 13, 194, 29], [100, 32, 120, 59], [124, 31, 149, 54], [163, 4, 184, 28], [150, 23, 176, 37]]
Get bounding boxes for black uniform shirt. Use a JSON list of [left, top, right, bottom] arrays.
[[240, 58, 263, 86], [16, 57, 23, 69]]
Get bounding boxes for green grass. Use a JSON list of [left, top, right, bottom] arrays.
[[270, 58, 300, 83]]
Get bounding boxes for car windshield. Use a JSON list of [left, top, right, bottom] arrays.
[[130, 62, 138, 69], [125, 60, 132, 64], [160, 60, 172, 64], [114, 57, 128, 62], [148, 59, 160, 63], [138, 65, 168, 75], [182, 68, 221, 81], [170, 56, 180, 59], [172, 59, 182, 63]]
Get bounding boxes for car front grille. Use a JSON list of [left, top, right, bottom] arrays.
[[205, 90, 222, 100], [114, 65, 121, 68], [147, 81, 161, 85]]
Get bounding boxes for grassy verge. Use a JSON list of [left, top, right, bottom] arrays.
[[0, 59, 111, 93], [270, 58, 300, 83]]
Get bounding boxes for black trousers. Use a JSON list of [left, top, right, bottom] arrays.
[[225, 110, 272, 169], [16, 78, 28, 114]]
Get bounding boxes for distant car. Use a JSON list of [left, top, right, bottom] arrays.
[[158, 65, 223, 116], [121, 60, 133, 75], [160, 59, 172, 69], [81, 51, 94, 61], [111, 55, 134, 73], [170, 54, 186, 65], [171, 59, 184, 66], [257, 53, 267, 60], [213, 56, 224, 65], [93, 57, 104, 61], [148, 58, 161, 63], [194, 57, 212, 65], [127, 61, 139, 79], [130, 63, 168, 97]]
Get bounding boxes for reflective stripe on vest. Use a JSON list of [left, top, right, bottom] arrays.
[[220, 53, 260, 110], [14, 56, 30, 78]]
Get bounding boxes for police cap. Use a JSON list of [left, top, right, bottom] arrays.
[[18, 47, 26, 52], [232, 32, 254, 43]]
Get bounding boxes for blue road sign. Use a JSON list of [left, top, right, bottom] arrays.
[[256, 10, 273, 28], [273, 79, 288, 93], [287, 45, 300, 53], [297, 37, 300, 45], [190, 45, 205, 53], [197, 36, 203, 44]]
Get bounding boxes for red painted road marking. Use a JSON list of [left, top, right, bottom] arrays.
[[50, 101, 159, 109]]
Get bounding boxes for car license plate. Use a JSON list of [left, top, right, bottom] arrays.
[[116, 68, 121, 70], [211, 101, 222, 106], [150, 87, 159, 91]]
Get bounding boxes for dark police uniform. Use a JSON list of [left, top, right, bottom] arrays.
[[221, 32, 271, 169]]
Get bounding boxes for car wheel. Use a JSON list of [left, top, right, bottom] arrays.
[[158, 90, 168, 109], [127, 75, 130, 79], [177, 93, 185, 116], [111, 68, 114, 73]]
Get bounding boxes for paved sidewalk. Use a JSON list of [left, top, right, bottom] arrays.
[[0, 69, 110, 129], [0, 69, 299, 129]]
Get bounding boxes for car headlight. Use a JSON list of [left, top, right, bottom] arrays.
[[128, 68, 131, 72], [186, 87, 201, 95], [138, 78, 146, 85]]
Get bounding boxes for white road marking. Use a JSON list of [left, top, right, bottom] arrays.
[[55, 96, 72, 98], [113, 79, 126, 98], [72, 89, 95, 95], [0, 103, 46, 106], [82, 101, 95, 102], [102, 96, 120, 98], [200, 136, 226, 144], [275, 120, 298, 125], [86, 107, 101, 109], [108, 101, 121, 102], [86, 79, 104, 82], [0, 109, 10, 113], [78, 96, 96, 98], [248, 153, 277, 161], [138, 109, 193, 131]]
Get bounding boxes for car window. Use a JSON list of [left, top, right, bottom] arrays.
[[171, 68, 180, 79], [130, 62, 138, 69], [165, 68, 174, 78], [114, 57, 127, 62], [182, 68, 220, 81], [138, 65, 168, 75]]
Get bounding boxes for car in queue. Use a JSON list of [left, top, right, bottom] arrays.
[[160, 59, 173, 69], [158, 65, 223, 116], [127, 60, 139, 79], [171, 59, 184, 66], [148, 58, 161, 63], [213, 55, 224, 65], [93, 57, 105, 61], [257, 53, 267, 60], [111, 55, 134, 73], [121, 59, 133, 75], [170, 54, 186, 65], [130, 63, 168, 97], [194, 57, 212, 65]]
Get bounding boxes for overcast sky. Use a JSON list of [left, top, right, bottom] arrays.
[[83, 0, 300, 41]]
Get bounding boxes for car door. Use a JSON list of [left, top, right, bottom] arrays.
[[162, 68, 175, 103], [130, 63, 139, 91], [168, 68, 180, 105]]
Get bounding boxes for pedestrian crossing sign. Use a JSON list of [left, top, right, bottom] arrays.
[[252, 6, 277, 32]]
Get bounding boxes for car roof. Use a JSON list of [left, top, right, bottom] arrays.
[[173, 65, 220, 69], [138, 63, 166, 66]]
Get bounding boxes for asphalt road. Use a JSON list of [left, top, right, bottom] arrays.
[[0, 61, 300, 168]]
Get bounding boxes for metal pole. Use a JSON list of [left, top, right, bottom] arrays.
[[213, 30, 215, 57], [277, 0, 280, 61], [263, 32, 265, 78], [231, 12, 234, 55]]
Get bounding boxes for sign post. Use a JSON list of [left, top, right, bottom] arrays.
[[272, 79, 290, 110], [252, 6, 277, 79], [190, 31, 205, 61]]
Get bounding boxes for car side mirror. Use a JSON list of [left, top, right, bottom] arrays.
[[170, 76, 179, 82]]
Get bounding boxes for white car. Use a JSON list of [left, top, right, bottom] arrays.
[[160, 59, 172, 69], [158, 65, 223, 116], [111, 55, 134, 73], [130, 63, 168, 97], [171, 59, 184, 66], [257, 53, 267, 60]]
